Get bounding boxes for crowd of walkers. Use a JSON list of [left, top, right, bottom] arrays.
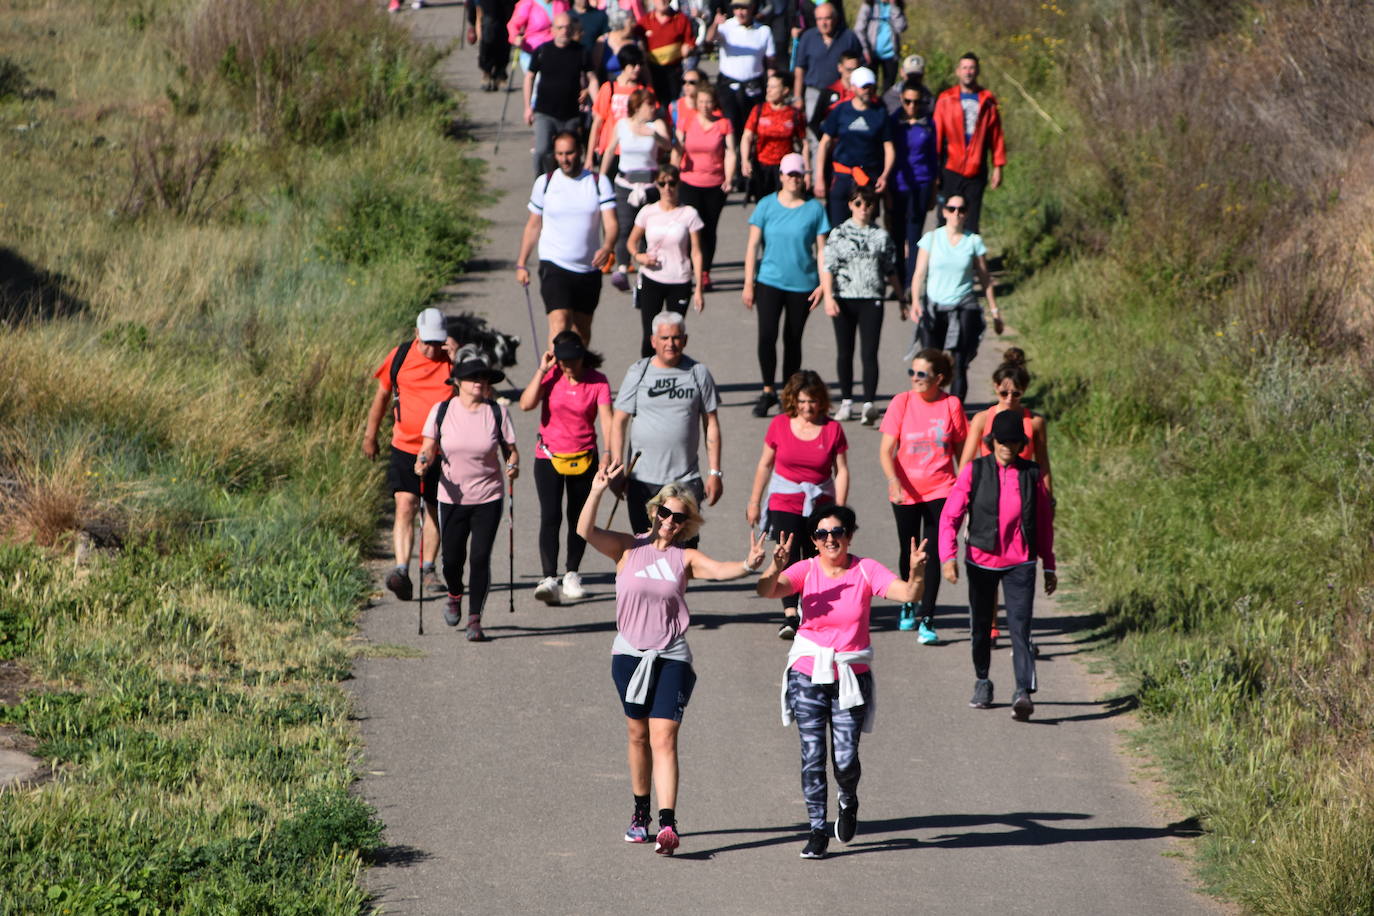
[[367, 0, 1051, 862]]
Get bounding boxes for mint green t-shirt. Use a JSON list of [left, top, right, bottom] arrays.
[[917, 228, 987, 307]]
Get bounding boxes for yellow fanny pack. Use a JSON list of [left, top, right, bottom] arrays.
[[541, 438, 593, 476]]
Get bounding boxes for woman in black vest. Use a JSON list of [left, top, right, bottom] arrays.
[[936, 410, 1056, 720]]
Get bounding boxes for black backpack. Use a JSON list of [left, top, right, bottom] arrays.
[[388, 339, 415, 424], [432, 398, 512, 464]]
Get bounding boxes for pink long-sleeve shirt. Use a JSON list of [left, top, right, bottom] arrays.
[[939, 460, 1055, 571], [508, 0, 570, 52]]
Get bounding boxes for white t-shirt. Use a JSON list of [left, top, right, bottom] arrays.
[[634, 203, 704, 285], [528, 169, 616, 273], [717, 19, 774, 82]]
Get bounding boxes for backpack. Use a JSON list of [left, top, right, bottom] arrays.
[[433, 398, 512, 464], [388, 339, 414, 424]]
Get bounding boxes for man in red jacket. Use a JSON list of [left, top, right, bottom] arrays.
[[933, 52, 1006, 234]]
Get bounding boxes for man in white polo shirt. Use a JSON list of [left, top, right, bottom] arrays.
[[515, 131, 619, 345], [706, 0, 775, 144]]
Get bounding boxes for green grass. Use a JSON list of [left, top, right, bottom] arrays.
[[0, 0, 483, 910]]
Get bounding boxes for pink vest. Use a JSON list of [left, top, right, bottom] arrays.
[[614, 538, 690, 650]]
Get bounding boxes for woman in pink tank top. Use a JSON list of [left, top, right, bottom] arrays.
[[960, 347, 1052, 496], [577, 459, 767, 856]]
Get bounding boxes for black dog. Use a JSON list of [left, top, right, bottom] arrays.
[[446, 311, 520, 368]]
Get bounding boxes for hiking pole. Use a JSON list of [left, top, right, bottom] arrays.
[[521, 283, 543, 356], [494, 47, 520, 154], [417, 458, 428, 636], [458, 0, 468, 49], [508, 480, 516, 612], [606, 451, 642, 528]]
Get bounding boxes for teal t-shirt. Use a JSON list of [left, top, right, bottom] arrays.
[[917, 228, 987, 306], [750, 195, 832, 292]]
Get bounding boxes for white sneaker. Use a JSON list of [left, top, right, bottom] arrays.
[[411, 0, 424, 7], [561, 570, 585, 600], [534, 576, 562, 605], [834, 399, 853, 421], [860, 401, 880, 425]]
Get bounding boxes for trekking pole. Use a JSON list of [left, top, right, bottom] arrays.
[[521, 283, 543, 356], [417, 458, 428, 636], [508, 480, 516, 612], [606, 451, 642, 527], [494, 47, 520, 154], [458, 0, 468, 49]]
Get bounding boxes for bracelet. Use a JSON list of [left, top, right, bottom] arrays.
[[742, 555, 764, 573], [506, 462, 518, 470]]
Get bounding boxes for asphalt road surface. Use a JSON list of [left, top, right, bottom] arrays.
[[351, 9, 1220, 913]]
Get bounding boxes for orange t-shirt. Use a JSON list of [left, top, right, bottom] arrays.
[[974, 404, 1036, 460], [594, 80, 656, 154], [373, 343, 453, 453]]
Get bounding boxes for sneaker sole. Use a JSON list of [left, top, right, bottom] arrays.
[[653, 839, 678, 855], [1012, 699, 1034, 721], [917, 634, 939, 645]]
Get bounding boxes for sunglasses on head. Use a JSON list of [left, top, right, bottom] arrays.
[[812, 526, 848, 541], [907, 368, 932, 378], [944, 205, 967, 213], [656, 505, 689, 525]]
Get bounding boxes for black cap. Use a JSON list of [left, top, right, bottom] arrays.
[[552, 336, 589, 361], [989, 410, 1028, 444], [450, 358, 505, 385]]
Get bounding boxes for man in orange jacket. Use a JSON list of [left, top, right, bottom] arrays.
[[933, 52, 1006, 234]]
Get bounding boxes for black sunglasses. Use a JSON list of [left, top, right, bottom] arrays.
[[683, 78, 698, 84], [657, 179, 679, 187], [997, 388, 1023, 398], [900, 97, 920, 105], [944, 205, 967, 213], [812, 526, 848, 541], [907, 369, 932, 378], [656, 505, 689, 525]]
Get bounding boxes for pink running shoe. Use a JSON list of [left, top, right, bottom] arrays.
[[654, 824, 679, 856]]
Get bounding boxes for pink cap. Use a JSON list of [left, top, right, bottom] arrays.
[[779, 152, 807, 175]]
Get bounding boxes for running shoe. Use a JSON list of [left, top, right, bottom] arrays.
[[833, 398, 853, 421], [751, 390, 778, 418], [654, 824, 679, 855], [411, 0, 424, 7], [561, 570, 585, 600], [421, 566, 445, 594], [610, 269, 630, 291], [465, 615, 487, 642], [800, 828, 829, 859], [916, 617, 939, 645], [385, 567, 413, 601], [443, 595, 462, 627], [387, 0, 401, 11], [1011, 689, 1034, 721], [835, 800, 858, 843], [534, 576, 562, 606], [990, 625, 1000, 647], [701, 270, 713, 291], [624, 811, 652, 843], [777, 617, 797, 640], [897, 602, 916, 631], [860, 401, 880, 425], [969, 678, 994, 709]]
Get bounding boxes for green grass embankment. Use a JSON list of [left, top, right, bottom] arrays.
[[0, 0, 483, 910], [901, 1, 1374, 911]]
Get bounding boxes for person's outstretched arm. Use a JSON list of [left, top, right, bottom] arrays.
[[576, 462, 640, 560], [683, 530, 767, 581]]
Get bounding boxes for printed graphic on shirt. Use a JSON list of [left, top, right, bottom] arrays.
[[645, 378, 697, 399], [633, 556, 678, 581], [960, 91, 979, 141]]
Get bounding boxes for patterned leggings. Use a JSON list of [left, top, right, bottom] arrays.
[[786, 668, 872, 830]]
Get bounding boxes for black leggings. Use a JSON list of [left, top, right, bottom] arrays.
[[755, 282, 813, 389], [678, 182, 726, 272], [891, 498, 944, 619], [438, 498, 503, 616], [533, 456, 596, 578], [768, 508, 819, 612], [920, 306, 985, 402], [832, 297, 884, 402]]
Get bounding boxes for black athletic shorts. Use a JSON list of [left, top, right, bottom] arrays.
[[387, 446, 441, 498], [539, 261, 603, 315], [611, 654, 697, 721]]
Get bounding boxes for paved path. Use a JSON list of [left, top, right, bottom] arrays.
[[352, 9, 1219, 913]]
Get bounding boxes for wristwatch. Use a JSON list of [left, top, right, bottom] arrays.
[[708, 469, 723, 478]]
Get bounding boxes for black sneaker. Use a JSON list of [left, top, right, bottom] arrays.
[[835, 800, 858, 843], [465, 615, 487, 642], [385, 567, 413, 601], [777, 618, 796, 640], [969, 678, 994, 709], [800, 828, 829, 859], [1011, 689, 1034, 721], [751, 391, 779, 418], [443, 596, 462, 627]]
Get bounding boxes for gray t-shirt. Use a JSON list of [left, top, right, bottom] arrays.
[[613, 355, 720, 484]]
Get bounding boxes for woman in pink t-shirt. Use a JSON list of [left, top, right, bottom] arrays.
[[415, 355, 520, 642], [745, 370, 849, 639], [577, 460, 768, 856], [627, 164, 704, 357], [673, 82, 736, 289], [755, 504, 927, 859], [877, 348, 967, 643], [517, 331, 613, 607]]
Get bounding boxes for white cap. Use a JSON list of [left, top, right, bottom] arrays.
[[850, 67, 876, 89], [779, 152, 808, 175], [902, 54, 925, 75], [416, 307, 448, 343]]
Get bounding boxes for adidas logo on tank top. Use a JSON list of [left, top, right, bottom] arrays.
[[633, 557, 677, 581]]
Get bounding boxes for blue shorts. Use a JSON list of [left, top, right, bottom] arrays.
[[611, 654, 697, 722]]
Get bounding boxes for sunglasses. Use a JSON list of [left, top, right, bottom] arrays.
[[782, 171, 805, 178], [944, 205, 967, 213], [997, 388, 1023, 398], [907, 369, 932, 378], [657, 179, 679, 187], [656, 505, 689, 525], [812, 526, 848, 541], [683, 78, 698, 85], [901, 97, 920, 105]]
